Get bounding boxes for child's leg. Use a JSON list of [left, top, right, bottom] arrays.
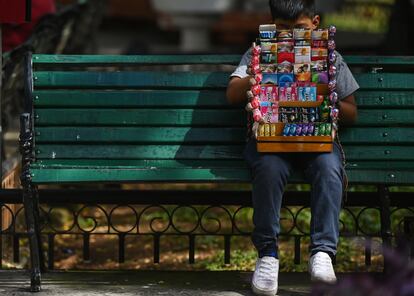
[[303, 141, 345, 258], [243, 138, 293, 257]]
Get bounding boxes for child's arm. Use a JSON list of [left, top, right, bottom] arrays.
[[338, 95, 358, 126], [226, 76, 252, 105]]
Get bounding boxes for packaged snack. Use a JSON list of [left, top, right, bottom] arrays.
[[279, 84, 298, 101], [314, 123, 320, 136], [270, 124, 277, 136], [278, 41, 294, 53], [277, 52, 295, 64], [262, 73, 278, 85], [259, 124, 265, 137], [260, 85, 278, 103], [312, 29, 329, 40], [311, 60, 328, 84], [260, 64, 277, 73], [319, 123, 326, 136], [277, 29, 293, 40], [325, 123, 332, 136], [294, 63, 311, 82], [302, 124, 309, 136], [277, 73, 294, 86], [296, 124, 303, 136], [260, 40, 278, 53], [277, 60, 294, 73], [311, 48, 328, 61], [258, 124, 264, 137], [293, 28, 312, 40], [261, 52, 277, 64], [259, 24, 277, 39], [294, 46, 311, 63], [264, 123, 270, 136], [277, 41, 294, 63], [289, 124, 297, 136], [295, 40, 311, 46], [297, 83, 317, 101], [312, 40, 328, 48], [283, 124, 291, 136], [271, 103, 279, 123], [308, 123, 315, 136]]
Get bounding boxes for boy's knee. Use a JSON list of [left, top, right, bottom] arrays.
[[308, 153, 343, 180]]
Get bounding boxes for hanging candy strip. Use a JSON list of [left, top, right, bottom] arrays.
[[328, 25, 339, 134]]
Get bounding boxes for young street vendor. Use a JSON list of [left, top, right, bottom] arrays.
[[226, 1, 359, 295]]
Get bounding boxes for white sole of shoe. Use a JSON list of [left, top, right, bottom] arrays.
[[310, 275, 337, 284], [251, 283, 278, 296]]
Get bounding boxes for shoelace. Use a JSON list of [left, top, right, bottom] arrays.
[[312, 256, 333, 271], [257, 258, 277, 280]]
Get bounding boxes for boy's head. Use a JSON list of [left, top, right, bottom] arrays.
[[269, 0, 320, 30]]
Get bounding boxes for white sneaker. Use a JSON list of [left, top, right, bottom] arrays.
[[308, 252, 337, 283], [251, 256, 279, 296]]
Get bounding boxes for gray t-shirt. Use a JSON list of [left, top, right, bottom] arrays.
[[231, 49, 359, 100]]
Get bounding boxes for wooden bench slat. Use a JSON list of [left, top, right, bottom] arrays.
[[340, 127, 414, 144], [33, 90, 232, 108], [344, 55, 414, 66], [34, 127, 414, 144], [33, 90, 414, 108], [34, 109, 414, 127], [33, 71, 230, 89], [354, 73, 414, 90], [32, 159, 248, 169], [356, 109, 414, 125], [34, 109, 245, 126], [356, 91, 414, 108], [33, 54, 242, 65], [31, 159, 414, 171], [29, 167, 414, 185], [35, 127, 246, 143], [33, 144, 414, 160], [32, 71, 414, 90], [32, 54, 414, 66]]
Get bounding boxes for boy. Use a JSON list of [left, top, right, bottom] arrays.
[[226, 1, 359, 295]]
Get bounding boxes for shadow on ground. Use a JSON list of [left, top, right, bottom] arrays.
[[0, 270, 312, 296]]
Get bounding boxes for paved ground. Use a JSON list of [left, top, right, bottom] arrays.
[[0, 271, 314, 296]]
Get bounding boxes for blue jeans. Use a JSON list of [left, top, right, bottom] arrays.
[[242, 137, 347, 256]]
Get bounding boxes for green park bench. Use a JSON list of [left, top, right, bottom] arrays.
[[19, 53, 414, 291]]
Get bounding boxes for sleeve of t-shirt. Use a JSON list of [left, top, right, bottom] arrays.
[[334, 51, 360, 100], [230, 48, 251, 79]]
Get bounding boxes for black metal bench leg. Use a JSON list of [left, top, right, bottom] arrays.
[[32, 185, 46, 273], [20, 113, 41, 292], [22, 182, 42, 292], [378, 185, 392, 275]]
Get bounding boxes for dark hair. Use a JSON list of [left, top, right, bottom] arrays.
[[269, 0, 315, 21]]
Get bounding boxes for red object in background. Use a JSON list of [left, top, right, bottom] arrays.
[[0, 0, 31, 23], [1, 0, 56, 52]]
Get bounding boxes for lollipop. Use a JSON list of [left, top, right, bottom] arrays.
[[329, 25, 337, 37], [253, 109, 263, 122], [251, 97, 260, 109], [330, 92, 338, 105], [329, 51, 337, 64], [251, 85, 261, 96], [330, 108, 340, 120], [329, 80, 337, 92], [328, 40, 336, 51], [329, 65, 337, 77]]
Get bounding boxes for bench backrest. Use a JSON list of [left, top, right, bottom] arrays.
[[27, 54, 414, 185]]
